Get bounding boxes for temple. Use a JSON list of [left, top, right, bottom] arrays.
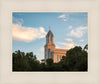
[[44, 27, 68, 63]]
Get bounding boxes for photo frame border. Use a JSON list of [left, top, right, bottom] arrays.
[[0, 0, 100, 84]]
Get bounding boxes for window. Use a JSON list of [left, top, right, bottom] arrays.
[[46, 37, 49, 43], [51, 36, 52, 42], [57, 55, 59, 62], [60, 56, 61, 60]]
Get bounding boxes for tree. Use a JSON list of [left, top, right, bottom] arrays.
[[13, 44, 88, 71], [46, 58, 53, 66], [60, 46, 88, 71], [45, 58, 54, 71], [84, 44, 88, 51], [13, 50, 38, 71]]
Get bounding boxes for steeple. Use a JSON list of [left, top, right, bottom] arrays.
[[46, 27, 54, 44], [44, 27, 55, 63], [46, 27, 53, 37], [49, 26, 51, 31]]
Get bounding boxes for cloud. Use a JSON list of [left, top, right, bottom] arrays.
[[13, 17, 23, 25], [68, 26, 72, 29], [12, 24, 47, 42], [65, 38, 73, 42], [58, 14, 66, 18], [56, 45, 61, 48], [80, 39, 84, 42], [63, 19, 67, 21], [58, 14, 68, 21], [40, 47, 44, 51], [58, 42, 75, 49], [68, 26, 87, 38]]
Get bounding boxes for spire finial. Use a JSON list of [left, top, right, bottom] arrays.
[[49, 26, 51, 31]]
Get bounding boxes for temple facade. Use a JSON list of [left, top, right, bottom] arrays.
[[44, 27, 68, 63]]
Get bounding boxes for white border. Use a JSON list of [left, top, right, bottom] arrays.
[[0, 0, 100, 84]]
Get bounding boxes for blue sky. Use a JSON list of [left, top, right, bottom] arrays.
[[12, 12, 88, 60]]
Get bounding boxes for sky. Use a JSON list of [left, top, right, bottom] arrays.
[[12, 12, 88, 60]]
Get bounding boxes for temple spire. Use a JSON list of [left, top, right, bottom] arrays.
[[49, 26, 51, 31]]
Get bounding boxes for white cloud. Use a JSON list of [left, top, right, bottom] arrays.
[[40, 47, 44, 51], [13, 17, 23, 25], [80, 39, 84, 42], [12, 24, 47, 42], [58, 14, 68, 21], [56, 45, 60, 48], [66, 38, 73, 42], [68, 26, 87, 38], [70, 30, 83, 38], [58, 42, 75, 49], [63, 19, 67, 21], [68, 26, 72, 29], [58, 14, 66, 18]]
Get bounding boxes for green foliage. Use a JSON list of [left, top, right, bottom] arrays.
[[13, 50, 40, 71], [60, 46, 88, 71], [84, 44, 88, 51], [46, 58, 53, 66], [13, 44, 88, 71]]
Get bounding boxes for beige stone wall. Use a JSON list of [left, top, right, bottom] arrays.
[[45, 43, 68, 63], [53, 48, 68, 63]]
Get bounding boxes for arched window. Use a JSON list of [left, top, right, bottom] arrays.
[[57, 55, 59, 62], [60, 56, 61, 60], [51, 36, 52, 42], [46, 37, 49, 43]]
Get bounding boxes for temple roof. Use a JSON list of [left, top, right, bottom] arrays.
[[46, 30, 54, 37], [46, 27, 54, 37]]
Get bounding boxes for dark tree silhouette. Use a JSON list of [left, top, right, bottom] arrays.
[[13, 44, 88, 71]]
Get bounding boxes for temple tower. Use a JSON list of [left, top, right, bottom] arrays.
[[44, 27, 55, 61], [44, 27, 67, 63]]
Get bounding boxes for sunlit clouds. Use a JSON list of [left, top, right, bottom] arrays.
[[65, 38, 73, 42], [67, 26, 87, 38], [12, 24, 47, 42], [58, 42, 75, 49]]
